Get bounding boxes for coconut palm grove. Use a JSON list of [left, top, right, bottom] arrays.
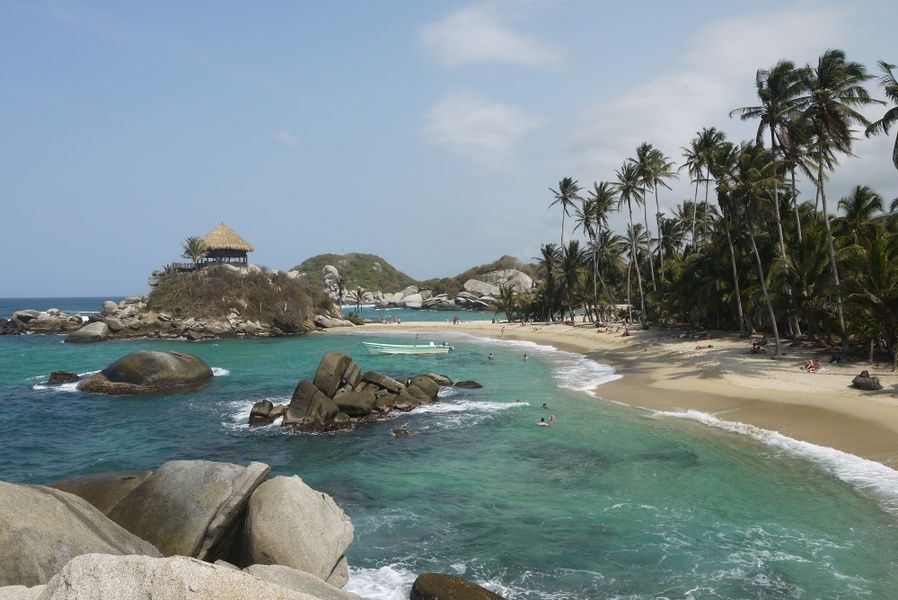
[[519, 51, 898, 365]]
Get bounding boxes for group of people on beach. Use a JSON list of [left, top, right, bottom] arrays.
[[378, 316, 402, 324]]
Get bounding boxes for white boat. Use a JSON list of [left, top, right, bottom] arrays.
[[362, 341, 453, 355]]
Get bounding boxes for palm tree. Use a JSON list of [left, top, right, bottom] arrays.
[[181, 236, 207, 267], [549, 177, 582, 248], [846, 227, 898, 369], [334, 274, 347, 316], [536, 243, 561, 321], [720, 143, 783, 355], [680, 138, 704, 246], [614, 162, 647, 321], [731, 60, 804, 268], [560, 240, 585, 320], [496, 285, 517, 322], [354, 286, 366, 314], [631, 143, 658, 288], [711, 141, 748, 336], [838, 185, 883, 241], [798, 49, 876, 340], [864, 60, 898, 170]]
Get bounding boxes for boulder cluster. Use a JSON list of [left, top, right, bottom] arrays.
[[0, 460, 358, 599], [1, 309, 84, 336], [250, 352, 451, 432], [372, 269, 532, 311]]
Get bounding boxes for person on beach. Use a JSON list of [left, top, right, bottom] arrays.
[[538, 417, 549, 427], [622, 327, 630, 337], [803, 359, 821, 373], [501, 327, 505, 338]]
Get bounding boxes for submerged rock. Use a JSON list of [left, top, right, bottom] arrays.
[[0, 482, 160, 587], [454, 380, 483, 389], [410, 573, 506, 600], [77, 351, 213, 395], [47, 371, 80, 385]]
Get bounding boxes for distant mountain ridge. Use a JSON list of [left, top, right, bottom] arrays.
[[292, 253, 417, 292]]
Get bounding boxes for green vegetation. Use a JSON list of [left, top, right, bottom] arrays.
[[181, 236, 207, 266], [292, 253, 416, 292], [518, 49, 898, 368], [418, 255, 538, 296], [147, 266, 332, 333]]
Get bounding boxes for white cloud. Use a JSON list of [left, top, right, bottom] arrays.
[[273, 129, 301, 149], [420, 5, 560, 69], [566, 5, 860, 210], [422, 90, 545, 164]]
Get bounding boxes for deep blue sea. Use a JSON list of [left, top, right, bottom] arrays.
[[1, 298, 897, 599]]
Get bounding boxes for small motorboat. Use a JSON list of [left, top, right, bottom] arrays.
[[362, 341, 453, 355]]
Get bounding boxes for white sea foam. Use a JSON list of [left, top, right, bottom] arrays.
[[656, 409, 898, 514], [345, 564, 418, 600], [411, 399, 529, 415], [212, 367, 230, 376], [31, 370, 99, 393]]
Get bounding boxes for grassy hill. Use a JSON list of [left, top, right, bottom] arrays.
[[292, 253, 417, 292], [418, 255, 538, 296]]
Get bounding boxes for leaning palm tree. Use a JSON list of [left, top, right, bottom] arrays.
[[865, 60, 898, 170], [797, 49, 877, 340], [613, 162, 647, 321], [549, 177, 582, 248], [181, 236, 207, 267]]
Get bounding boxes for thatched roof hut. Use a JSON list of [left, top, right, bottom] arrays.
[[201, 223, 254, 264]]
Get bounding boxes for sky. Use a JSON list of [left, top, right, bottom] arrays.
[[2, 0, 897, 297]]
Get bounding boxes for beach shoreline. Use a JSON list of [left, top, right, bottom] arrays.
[[327, 320, 898, 469]]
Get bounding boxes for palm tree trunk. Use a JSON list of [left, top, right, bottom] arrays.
[[818, 140, 847, 341], [748, 227, 782, 356], [560, 212, 565, 248], [654, 183, 664, 272], [770, 127, 801, 340], [724, 223, 747, 337], [791, 169, 802, 243], [591, 237, 598, 320], [690, 179, 700, 247], [702, 176, 711, 245], [642, 196, 657, 291], [628, 201, 646, 322]]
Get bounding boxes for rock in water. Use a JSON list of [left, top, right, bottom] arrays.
[[106, 460, 270, 561], [244, 564, 361, 600], [410, 573, 506, 600], [47, 371, 80, 385], [64, 321, 109, 344], [313, 352, 353, 397], [49, 470, 153, 514], [39, 554, 316, 600], [77, 351, 213, 395], [240, 475, 354, 588], [249, 400, 275, 427], [454, 380, 483, 389], [283, 380, 342, 431], [332, 389, 377, 417], [0, 482, 160, 587]]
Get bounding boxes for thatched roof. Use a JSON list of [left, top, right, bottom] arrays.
[[202, 223, 254, 252]]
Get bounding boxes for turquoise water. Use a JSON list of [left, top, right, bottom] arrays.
[[348, 305, 501, 323], [1, 315, 897, 597]]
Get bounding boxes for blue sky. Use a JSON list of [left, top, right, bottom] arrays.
[[2, 0, 896, 296]]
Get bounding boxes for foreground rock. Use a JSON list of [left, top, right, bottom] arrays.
[[249, 352, 453, 432], [77, 351, 213, 395], [49, 470, 153, 514], [0, 482, 160, 587], [245, 565, 360, 600], [411, 573, 506, 600], [241, 476, 353, 588], [39, 554, 322, 600], [107, 460, 270, 561], [0, 585, 44, 600]]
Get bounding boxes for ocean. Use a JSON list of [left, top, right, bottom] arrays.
[[1, 298, 897, 598]]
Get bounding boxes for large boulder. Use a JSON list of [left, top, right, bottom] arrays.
[[314, 315, 354, 329], [0, 482, 160, 587], [249, 400, 275, 427], [77, 351, 213, 395], [406, 375, 440, 402], [313, 353, 353, 397], [240, 475, 354, 588], [462, 279, 501, 298], [244, 565, 360, 600], [39, 554, 320, 600], [479, 269, 533, 293], [410, 573, 506, 600], [64, 321, 109, 344], [360, 371, 403, 394], [49, 470, 153, 514], [332, 389, 377, 417], [284, 380, 342, 430], [0, 585, 44, 600], [101, 300, 119, 316], [106, 460, 270, 561], [401, 293, 424, 309]]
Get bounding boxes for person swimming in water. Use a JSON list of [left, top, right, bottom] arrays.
[[523, 354, 528, 362], [488, 352, 494, 361], [541, 402, 548, 409], [538, 417, 549, 427], [550, 415, 557, 423]]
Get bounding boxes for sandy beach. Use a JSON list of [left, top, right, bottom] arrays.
[[331, 320, 898, 469]]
